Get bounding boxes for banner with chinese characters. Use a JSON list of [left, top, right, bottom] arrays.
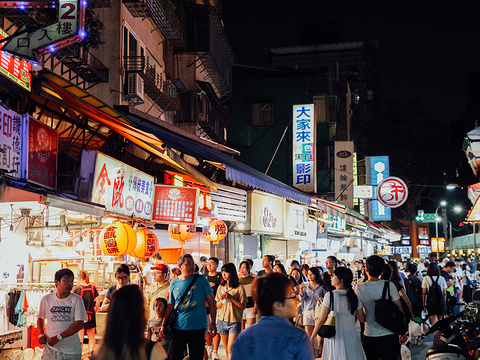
[[152, 185, 199, 225], [0, 108, 22, 176], [334, 141, 354, 208], [67, 228, 115, 264], [91, 152, 154, 219], [292, 104, 316, 192], [0, 28, 32, 91], [365, 156, 391, 221], [23, 115, 58, 189], [164, 170, 213, 217]]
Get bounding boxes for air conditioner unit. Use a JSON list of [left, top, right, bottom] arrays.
[[126, 73, 144, 101]]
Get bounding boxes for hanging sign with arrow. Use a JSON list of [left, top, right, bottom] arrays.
[[0, 0, 85, 61]]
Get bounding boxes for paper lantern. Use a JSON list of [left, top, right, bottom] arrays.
[[130, 228, 159, 259], [99, 221, 137, 256], [168, 224, 196, 244], [203, 218, 227, 244]]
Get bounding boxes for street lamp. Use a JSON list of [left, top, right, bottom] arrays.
[[435, 201, 447, 260]]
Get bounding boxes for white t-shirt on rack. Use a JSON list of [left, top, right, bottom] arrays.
[[38, 292, 87, 355]]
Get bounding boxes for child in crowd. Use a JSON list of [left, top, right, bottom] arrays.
[[146, 297, 170, 357]]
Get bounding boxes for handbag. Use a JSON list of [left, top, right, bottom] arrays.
[[163, 274, 199, 337], [375, 280, 407, 335], [318, 290, 335, 338]]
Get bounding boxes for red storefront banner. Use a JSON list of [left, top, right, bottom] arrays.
[[0, 28, 32, 92], [26, 115, 57, 189], [152, 185, 199, 225]]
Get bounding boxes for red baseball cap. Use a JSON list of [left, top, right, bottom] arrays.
[[152, 264, 169, 273]]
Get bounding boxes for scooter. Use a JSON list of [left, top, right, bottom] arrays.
[[425, 302, 480, 360]]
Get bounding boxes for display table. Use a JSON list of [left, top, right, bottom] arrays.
[[0, 329, 22, 346]]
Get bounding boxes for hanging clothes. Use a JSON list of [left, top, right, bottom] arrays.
[[14, 291, 25, 327]]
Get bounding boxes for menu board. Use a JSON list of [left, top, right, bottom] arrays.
[[0, 28, 32, 91], [152, 185, 199, 225]]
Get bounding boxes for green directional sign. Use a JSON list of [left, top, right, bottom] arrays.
[[415, 213, 439, 223]]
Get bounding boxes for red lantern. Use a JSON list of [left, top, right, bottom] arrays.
[[203, 219, 227, 245], [99, 221, 137, 256], [131, 228, 159, 259], [168, 224, 196, 245]]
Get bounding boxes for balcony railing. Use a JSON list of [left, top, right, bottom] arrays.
[[122, 0, 185, 49], [124, 55, 180, 111], [184, 3, 233, 98]]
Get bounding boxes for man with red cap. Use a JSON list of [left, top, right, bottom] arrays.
[[146, 263, 170, 319]]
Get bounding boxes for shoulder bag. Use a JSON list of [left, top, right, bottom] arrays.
[[163, 274, 199, 337], [318, 290, 335, 338], [375, 280, 407, 335]]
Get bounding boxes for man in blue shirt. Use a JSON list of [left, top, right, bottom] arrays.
[[162, 254, 217, 360], [230, 273, 314, 360]]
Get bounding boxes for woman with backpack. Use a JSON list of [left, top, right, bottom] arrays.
[[421, 263, 447, 325], [74, 270, 101, 358]]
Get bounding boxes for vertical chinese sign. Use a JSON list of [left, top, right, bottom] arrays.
[[0, 108, 22, 176], [334, 141, 354, 208], [23, 115, 58, 189], [91, 152, 154, 219], [292, 104, 316, 192], [365, 156, 391, 221], [152, 185, 199, 225]]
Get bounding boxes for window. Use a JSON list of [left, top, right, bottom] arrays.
[[251, 103, 273, 125]]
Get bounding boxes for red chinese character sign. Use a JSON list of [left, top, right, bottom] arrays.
[[376, 176, 408, 208], [168, 224, 196, 245], [24, 115, 58, 189], [99, 221, 137, 256], [152, 185, 199, 225], [130, 228, 158, 259], [0, 28, 32, 91]]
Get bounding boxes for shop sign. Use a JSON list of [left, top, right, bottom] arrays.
[[400, 227, 410, 240], [152, 185, 199, 225], [22, 115, 57, 189], [329, 214, 346, 232], [67, 228, 115, 264], [418, 227, 428, 240], [92, 152, 154, 219], [248, 191, 284, 235], [334, 141, 354, 208], [284, 202, 316, 242], [391, 246, 412, 255], [365, 156, 391, 221], [353, 185, 373, 199], [401, 240, 411, 245], [292, 104, 316, 193], [377, 245, 392, 256], [0, 108, 22, 176], [0, 28, 32, 91], [164, 170, 213, 216], [419, 239, 430, 245], [376, 176, 408, 208], [1, 0, 85, 60], [417, 245, 431, 256]]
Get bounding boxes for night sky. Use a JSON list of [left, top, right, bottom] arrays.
[[222, 1, 480, 125]]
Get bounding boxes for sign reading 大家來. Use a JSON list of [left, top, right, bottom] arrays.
[[292, 104, 316, 193]]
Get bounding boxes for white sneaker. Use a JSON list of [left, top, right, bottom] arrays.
[[212, 350, 219, 360], [206, 346, 213, 357]]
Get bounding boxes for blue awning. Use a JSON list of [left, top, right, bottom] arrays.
[[117, 108, 311, 205]]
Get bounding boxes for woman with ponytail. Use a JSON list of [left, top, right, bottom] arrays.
[[311, 267, 366, 360]]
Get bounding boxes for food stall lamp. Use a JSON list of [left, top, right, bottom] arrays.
[[131, 228, 159, 259], [99, 220, 137, 256], [203, 219, 227, 257], [168, 224, 196, 245]]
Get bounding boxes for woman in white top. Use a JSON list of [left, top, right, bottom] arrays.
[[421, 262, 447, 325], [312, 267, 366, 360]]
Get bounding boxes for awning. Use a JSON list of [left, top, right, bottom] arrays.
[[36, 71, 217, 190], [117, 108, 311, 205]]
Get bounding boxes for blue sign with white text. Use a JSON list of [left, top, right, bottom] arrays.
[[367, 156, 392, 221]]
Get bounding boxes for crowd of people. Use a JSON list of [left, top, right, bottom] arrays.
[[35, 254, 480, 360]]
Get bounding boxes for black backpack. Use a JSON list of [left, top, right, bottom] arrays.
[[403, 276, 422, 316], [427, 276, 446, 312]]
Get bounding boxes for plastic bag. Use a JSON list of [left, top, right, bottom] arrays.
[[408, 320, 422, 338], [400, 344, 412, 360]]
